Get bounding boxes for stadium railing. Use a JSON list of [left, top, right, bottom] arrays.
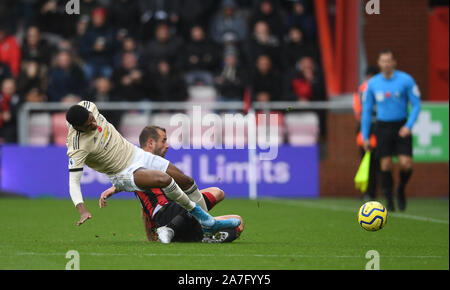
[[17, 97, 354, 145]]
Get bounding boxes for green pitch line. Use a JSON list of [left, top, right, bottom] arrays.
[[0, 198, 448, 270]]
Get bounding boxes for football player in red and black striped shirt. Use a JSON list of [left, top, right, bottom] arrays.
[[99, 126, 244, 243]]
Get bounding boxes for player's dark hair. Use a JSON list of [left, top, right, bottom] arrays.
[[139, 126, 166, 148], [66, 105, 90, 127], [378, 49, 396, 59]]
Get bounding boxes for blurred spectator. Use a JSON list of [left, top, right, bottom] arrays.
[[79, 0, 100, 19], [0, 1, 17, 34], [284, 56, 326, 102], [17, 59, 48, 97], [282, 26, 316, 71], [112, 52, 146, 102], [0, 78, 20, 143], [139, 0, 180, 41], [21, 26, 54, 65], [90, 76, 113, 102], [0, 62, 12, 85], [146, 59, 187, 102], [79, 7, 115, 81], [141, 23, 182, 70], [251, 54, 281, 101], [76, 14, 91, 39], [182, 25, 221, 86], [47, 50, 87, 102], [114, 35, 139, 67], [255, 91, 271, 103], [36, 0, 76, 38], [210, 0, 248, 45], [285, 0, 316, 41], [251, 0, 283, 39], [0, 24, 21, 77], [215, 50, 247, 102], [24, 88, 46, 103], [109, 0, 141, 39], [88, 76, 122, 127], [178, 0, 217, 38], [247, 21, 281, 71]]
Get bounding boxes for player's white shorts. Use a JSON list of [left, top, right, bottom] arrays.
[[108, 146, 170, 192]]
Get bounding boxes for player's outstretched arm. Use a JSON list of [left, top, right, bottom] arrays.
[[69, 170, 92, 226], [99, 186, 119, 208]]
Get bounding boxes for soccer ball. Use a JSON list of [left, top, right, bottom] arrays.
[[358, 201, 388, 231]]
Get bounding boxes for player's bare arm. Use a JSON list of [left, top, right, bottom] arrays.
[[99, 186, 119, 208]]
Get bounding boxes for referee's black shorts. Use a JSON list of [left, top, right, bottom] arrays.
[[375, 120, 413, 158]]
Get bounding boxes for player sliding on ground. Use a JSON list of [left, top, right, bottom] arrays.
[[65, 101, 240, 234], [98, 126, 245, 243]]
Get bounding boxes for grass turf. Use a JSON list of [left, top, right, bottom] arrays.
[[0, 197, 448, 270]]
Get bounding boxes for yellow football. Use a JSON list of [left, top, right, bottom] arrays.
[[358, 201, 388, 231]]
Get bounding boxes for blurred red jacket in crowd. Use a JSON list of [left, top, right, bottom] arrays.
[[0, 34, 21, 77]]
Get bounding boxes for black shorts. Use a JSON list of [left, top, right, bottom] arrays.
[[153, 202, 204, 242], [375, 120, 413, 158]]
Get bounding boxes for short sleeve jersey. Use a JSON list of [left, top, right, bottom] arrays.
[[66, 101, 135, 175]]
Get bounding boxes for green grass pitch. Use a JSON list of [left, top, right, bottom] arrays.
[[0, 197, 448, 270]]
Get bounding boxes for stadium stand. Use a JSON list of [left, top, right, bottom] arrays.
[[0, 0, 324, 147]]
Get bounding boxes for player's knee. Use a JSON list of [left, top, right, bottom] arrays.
[[211, 187, 225, 202], [236, 215, 245, 233], [399, 159, 413, 171], [380, 158, 393, 171]]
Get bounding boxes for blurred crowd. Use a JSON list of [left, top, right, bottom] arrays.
[[0, 0, 325, 143]]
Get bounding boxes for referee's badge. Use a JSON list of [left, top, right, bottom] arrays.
[[375, 92, 384, 102]]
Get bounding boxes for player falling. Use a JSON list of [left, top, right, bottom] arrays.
[[99, 126, 245, 243], [65, 100, 240, 234]]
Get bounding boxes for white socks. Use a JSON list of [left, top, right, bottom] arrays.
[[162, 178, 195, 211], [184, 182, 208, 212]]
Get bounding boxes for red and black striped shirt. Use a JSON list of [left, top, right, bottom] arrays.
[[135, 188, 169, 229]]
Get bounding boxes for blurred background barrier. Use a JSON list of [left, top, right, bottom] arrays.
[[1, 144, 319, 199]]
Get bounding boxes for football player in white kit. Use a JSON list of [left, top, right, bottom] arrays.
[[65, 101, 240, 234]]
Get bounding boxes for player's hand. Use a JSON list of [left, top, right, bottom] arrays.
[[77, 212, 92, 226], [399, 126, 412, 138], [99, 186, 117, 208], [363, 140, 372, 152]]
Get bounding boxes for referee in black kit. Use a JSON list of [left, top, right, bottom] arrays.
[[361, 49, 421, 211]]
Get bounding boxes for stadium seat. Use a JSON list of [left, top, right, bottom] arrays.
[[28, 113, 52, 146], [187, 86, 217, 116], [284, 112, 320, 146], [120, 112, 151, 146], [52, 112, 69, 146]]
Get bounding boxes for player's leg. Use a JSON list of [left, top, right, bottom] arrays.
[[166, 163, 208, 212], [133, 169, 240, 232], [202, 215, 244, 243], [376, 122, 396, 211], [200, 187, 225, 211], [155, 203, 206, 243], [394, 127, 413, 211], [141, 208, 158, 242], [396, 155, 413, 211], [216, 215, 244, 233], [380, 156, 395, 211]]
